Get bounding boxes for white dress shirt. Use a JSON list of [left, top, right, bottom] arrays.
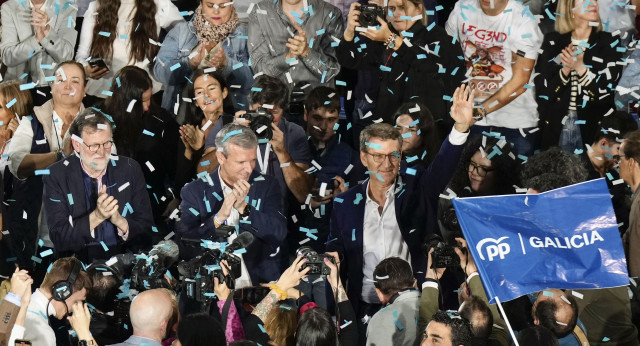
[[360, 127, 469, 303], [361, 180, 411, 304], [219, 170, 252, 289]]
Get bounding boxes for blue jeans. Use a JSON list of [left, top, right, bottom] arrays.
[[470, 125, 539, 158], [297, 275, 328, 309], [558, 110, 583, 154]]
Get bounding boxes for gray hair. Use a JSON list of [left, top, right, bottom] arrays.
[[359, 123, 402, 152], [215, 123, 258, 156], [69, 109, 113, 138]]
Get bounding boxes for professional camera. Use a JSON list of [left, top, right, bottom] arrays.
[[178, 232, 254, 303], [359, 4, 385, 27], [130, 240, 180, 291], [423, 235, 459, 269], [296, 246, 334, 276], [239, 107, 274, 141]]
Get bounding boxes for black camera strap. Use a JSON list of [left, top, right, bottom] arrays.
[[220, 289, 234, 328]]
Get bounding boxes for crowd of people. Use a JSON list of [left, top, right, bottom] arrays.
[[0, 0, 639, 344]]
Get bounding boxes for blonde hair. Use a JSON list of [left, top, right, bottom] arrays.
[[555, 0, 602, 34], [264, 302, 297, 346], [0, 81, 33, 120]]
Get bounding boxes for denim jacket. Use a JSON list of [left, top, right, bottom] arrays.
[[154, 21, 253, 112]]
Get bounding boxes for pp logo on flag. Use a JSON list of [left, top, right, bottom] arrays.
[[476, 236, 511, 261]]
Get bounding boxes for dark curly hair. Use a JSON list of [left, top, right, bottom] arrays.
[[448, 134, 521, 197], [520, 147, 588, 192]]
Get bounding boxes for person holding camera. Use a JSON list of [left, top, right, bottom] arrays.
[[326, 84, 475, 341], [178, 123, 287, 287], [231, 75, 312, 214], [419, 239, 509, 346], [336, 0, 464, 127], [244, 255, 357, 345]]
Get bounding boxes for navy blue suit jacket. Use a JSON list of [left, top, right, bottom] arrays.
[[326, 137, 464, 309], [176, 169, 286, 284], [43, 155, 154, 261]]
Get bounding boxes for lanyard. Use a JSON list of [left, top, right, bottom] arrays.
[[256, 143, 271, 175]]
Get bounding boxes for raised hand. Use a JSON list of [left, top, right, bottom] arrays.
[[450, 84, 476, 132]]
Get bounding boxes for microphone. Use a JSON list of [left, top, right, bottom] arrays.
[[225, 232, 255, 254]]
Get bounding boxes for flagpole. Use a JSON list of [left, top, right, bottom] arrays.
[[494, 296, 519, 346]]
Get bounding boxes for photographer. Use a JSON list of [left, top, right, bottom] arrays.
[[177, 123, 287, 286], [232, 75, 312, 209], [244, 255, 357, 345], [419, 239, 509, 345], [336, 0, 464, 126]]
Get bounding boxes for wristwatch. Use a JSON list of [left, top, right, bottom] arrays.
[[78, 340, 96, 346]]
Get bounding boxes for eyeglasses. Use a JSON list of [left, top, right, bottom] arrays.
[[468, 161, 495, 177], [366, 151, 401, 164], [83, 140, 113, 153]]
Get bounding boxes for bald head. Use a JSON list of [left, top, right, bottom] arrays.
[[130, 289, 174, 340]]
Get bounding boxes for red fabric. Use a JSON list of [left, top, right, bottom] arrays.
[[299, 302, 319, 316]]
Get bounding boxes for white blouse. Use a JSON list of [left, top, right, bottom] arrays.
[[76, 0, 184, 97]]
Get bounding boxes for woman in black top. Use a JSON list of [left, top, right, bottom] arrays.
[[100, 66, 179, 231], [336, 0, 464, 125], [534, 0, 624, 151]]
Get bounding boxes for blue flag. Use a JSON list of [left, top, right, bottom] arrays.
[[452, 178, 628, 303]]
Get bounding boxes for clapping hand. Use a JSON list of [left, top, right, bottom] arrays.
[[285, 23, 311, 60]]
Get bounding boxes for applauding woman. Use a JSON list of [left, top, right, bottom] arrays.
[[155, 0, 253, 114], [535, 0, 623, 152]]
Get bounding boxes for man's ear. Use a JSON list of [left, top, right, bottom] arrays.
[[303, 108, 308, 123], [216, 150, 226, 166], [360, 151, 368, 168], [375, 287, 387, 304], [72, 138, 81, 153]]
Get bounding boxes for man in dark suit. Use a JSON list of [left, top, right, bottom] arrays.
[[43, 110, 154, 263], [326, 85, 476, 337], [177, 123, 286, 286]]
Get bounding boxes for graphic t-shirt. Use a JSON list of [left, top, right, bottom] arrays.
[[446, 0, 543, 129]]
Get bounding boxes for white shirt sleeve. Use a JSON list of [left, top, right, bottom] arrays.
[[8, 117, 36, 180], [156, 0, 185, 31], [448, 126, 470, 146], [511, 10, 543, 60], [75, 1, 96, 66], [9, 324, 25, 346], [444, 1, 461, 38]]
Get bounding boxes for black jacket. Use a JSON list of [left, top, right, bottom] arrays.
[[534, 30, 623, 149], [336, 22, 465, 124]]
